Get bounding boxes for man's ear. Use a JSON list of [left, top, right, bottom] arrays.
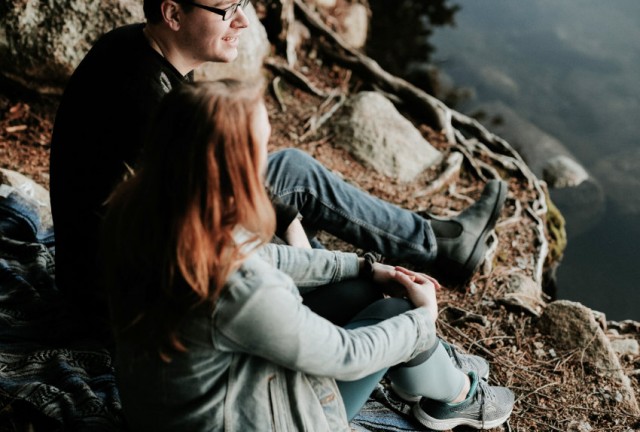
[[160, 0, 182, 31]]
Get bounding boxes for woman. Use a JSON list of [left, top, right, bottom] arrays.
[[101, 80, 514, 431]]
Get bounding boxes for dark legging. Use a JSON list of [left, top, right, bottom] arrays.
[[302, 279, 467, 421]]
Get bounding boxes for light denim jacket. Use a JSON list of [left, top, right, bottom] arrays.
[[116, 244, 436, 431]]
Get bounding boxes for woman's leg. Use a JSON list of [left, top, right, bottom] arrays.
[[336, 298, 413, 421], [301, 279, 383, 326], [302, 279, 472, 420], [387, 342, 468, 403], [335, 297, 468, 421]]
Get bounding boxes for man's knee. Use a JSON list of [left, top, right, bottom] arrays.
[[268, 148, 319, 178]]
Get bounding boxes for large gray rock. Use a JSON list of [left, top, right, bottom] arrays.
[[331, 92, 442, 182], [547, 177, 606, 238], [543, 155, 589, 189], [538, 300, 639, 415], [0, 0, 144, 94], [475, 101, 589, 187], [475, 101, 605, 237], [592, 147, 640, 218], [497, 272, 545, 317], [339, 4, 369, 49]]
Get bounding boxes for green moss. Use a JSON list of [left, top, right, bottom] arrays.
[[545, 192, 567, 264]]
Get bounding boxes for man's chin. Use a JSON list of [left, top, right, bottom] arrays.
[[211, 50, 239, 64]]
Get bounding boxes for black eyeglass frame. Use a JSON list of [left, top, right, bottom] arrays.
[[175, 0, 249, 21]]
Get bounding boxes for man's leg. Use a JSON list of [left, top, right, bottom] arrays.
[[267, 149, 437, 266], [267, 149, 508, 283]]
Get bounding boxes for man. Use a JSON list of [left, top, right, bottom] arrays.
[[50, 0, 505, 329]]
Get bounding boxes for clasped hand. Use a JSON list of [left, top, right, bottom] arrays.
[[371, 263, 440, 322]]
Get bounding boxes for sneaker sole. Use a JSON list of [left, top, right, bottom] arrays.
[[390, 382, 422, 404], [412, 404, 513, 430]]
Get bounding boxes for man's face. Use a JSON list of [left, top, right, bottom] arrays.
[[177, 0, 250, 64]]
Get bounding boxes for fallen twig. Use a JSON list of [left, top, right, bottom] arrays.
[[412, 151, 463, 199], [300, 91, 346, 141], [264, 57, 327, 97], [271, 77, 287, 112]]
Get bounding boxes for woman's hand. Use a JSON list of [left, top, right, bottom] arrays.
[[370, 264, 440, 319], [370, 263, 405, 297], [392, 266, 439, 322]]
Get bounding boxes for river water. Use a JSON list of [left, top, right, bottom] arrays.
[[367, 0, 640, 320]]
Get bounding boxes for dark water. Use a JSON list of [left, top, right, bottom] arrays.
[[367, 0, 640, 320]]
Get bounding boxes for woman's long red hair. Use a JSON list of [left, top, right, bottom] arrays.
[[101, 80, 275, 358]]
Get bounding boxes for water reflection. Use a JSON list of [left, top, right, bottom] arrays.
[[366, 0, 640, 320], [366, 0, 458, 95]]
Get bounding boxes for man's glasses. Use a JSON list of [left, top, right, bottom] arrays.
[[176, 0, 249, 21]]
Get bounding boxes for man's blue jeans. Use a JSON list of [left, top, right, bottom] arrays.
[[267, 149, 437, 266]]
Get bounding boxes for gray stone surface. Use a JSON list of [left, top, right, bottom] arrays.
[[609, 338, 640, 357], [340, 4, 369, 49], [497, 272, 545, 317], [539, 300, 639, 415], [331, 92, 442, 182], [592, 147, 640, 218], [475, 101, 605, 237], [543, 155, 589, 189], [475, 101, 589, 188], [0, 0, 144, 94]]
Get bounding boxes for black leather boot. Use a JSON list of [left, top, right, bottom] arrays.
[[428, 179, 507, 284]]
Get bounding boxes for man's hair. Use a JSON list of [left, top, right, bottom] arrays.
[[143, 0, 165, 23], [102, 79, 274, 359], [144, 0, 193, 24]]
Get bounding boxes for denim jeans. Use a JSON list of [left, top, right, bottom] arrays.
[[0, 189, 54, 246], [267, 149, 437, 266]]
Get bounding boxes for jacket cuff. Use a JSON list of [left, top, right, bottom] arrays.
[[406, 308, 438, 358], [335, 252, 360, 280]]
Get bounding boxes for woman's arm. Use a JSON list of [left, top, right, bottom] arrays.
[[282, 217, 312, 249], [213, 259, 437, 380], [256, 243, 360, 290]]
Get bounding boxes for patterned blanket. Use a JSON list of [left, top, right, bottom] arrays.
[[0, 189, 122, 431], [0, 185, 423, 431]]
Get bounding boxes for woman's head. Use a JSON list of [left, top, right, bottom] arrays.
[[103, 79, 274, 355], [142, 79, 273, 239]]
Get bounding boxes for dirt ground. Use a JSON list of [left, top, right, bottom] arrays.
[[1, 30, 639, 432]]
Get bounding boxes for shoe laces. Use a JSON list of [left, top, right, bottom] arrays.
[[443, 342, 463, 368], [474, 379, 496, 428]]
